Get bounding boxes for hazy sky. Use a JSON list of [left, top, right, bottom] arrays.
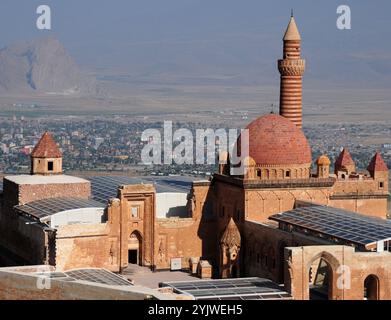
[[0, 1, 390, 88]]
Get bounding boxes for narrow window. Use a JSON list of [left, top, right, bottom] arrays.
[[131, 206, 139, 218], [286, 170, 291, 178], [47, 161, 54, 171], [379, 182, 384, 189]]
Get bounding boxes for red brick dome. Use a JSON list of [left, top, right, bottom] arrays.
[[241, 114, 312, 166]]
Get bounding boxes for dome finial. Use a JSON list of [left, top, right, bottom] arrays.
[[291, 8, 294, 18]]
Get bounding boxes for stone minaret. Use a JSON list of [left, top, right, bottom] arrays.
[[278, 14, 305, 129]]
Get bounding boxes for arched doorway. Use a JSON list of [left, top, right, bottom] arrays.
[[364, 275, 379, 300], [309, 257, 333, 300], [128, 231, 142, 265]]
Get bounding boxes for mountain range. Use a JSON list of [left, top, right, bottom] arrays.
[[0, 38, 98, 96]]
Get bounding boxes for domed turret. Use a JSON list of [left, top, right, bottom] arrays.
[[316, 155, 331, 178]]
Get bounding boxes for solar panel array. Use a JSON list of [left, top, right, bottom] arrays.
[[65, 268, 132, 286], [86, 175, 193, 204], [270, 205, 391, 247], [160, 278, 292, 300], [35, 269, 132, 286], [15, 197, 104, 219]]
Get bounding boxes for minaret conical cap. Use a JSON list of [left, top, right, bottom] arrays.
[[283, 16, 301, 41]]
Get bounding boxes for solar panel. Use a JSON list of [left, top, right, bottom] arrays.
[[15, 197, 104, 219], [34, 272, 70, 279], [33, 269, 132, 286], [65, 268, 132, 286], [270, 205, 391, 248], [160, 277, 292, 300], [86, 176, 193, 204]]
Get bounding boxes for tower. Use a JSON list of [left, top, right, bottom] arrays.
[[334, 148, 356, 176], [31, 131, 63, 175], [278, 14, 306, 128], [367, 152, 389, 191]]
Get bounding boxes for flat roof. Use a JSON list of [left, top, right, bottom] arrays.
[[270, 205, 391, 250], [85, 175, 194, 204], [4, 174, 89, 185], [159, 277, 292, 300], [15, 197, 104, 220]]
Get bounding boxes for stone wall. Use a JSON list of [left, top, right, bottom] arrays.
[[330, 178, 389, 218], [2, 178, 90, 209], [154, 218, 216, 270], [55, 223, 120, 272], [285, 245, 391, 300], [242, 220, 330, 284]]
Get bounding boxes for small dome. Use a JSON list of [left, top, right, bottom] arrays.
[[317, 155, 331, 166]]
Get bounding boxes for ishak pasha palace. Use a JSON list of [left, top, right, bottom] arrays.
[[0, 16, 390, 301]]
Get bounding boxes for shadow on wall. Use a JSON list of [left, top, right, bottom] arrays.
[[196, 186, 218, 277]]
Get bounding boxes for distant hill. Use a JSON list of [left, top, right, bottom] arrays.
[[0, 38, 99, 96]]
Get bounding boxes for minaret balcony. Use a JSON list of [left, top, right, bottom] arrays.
[[278, 59, 305, 76]]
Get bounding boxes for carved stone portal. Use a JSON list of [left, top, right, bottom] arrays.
[[220, 218, 241, 278]]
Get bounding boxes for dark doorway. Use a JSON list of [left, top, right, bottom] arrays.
[[309, 258, 333, 300], [364, 275, 379, 300], [128, 249, 138, 264], [128, 231, 142, 265]]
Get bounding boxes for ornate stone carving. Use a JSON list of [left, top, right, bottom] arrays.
[[220, 218, 241, 248]]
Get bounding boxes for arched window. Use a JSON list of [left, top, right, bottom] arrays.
[[364, 275, 380, 300]]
